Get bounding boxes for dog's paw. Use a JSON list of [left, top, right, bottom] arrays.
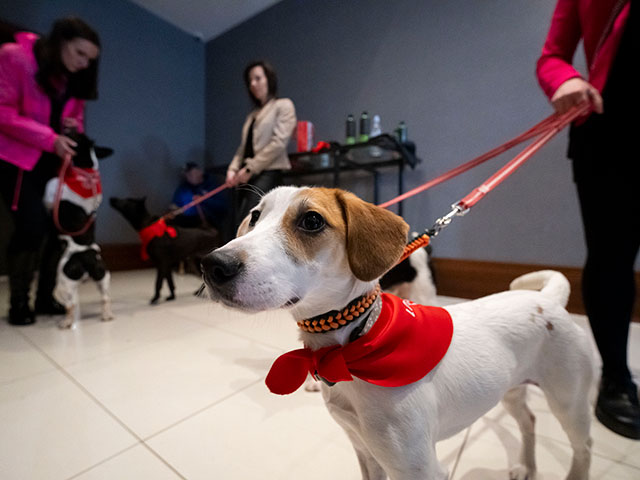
[[101, 313, 114, 322], [509, 465, 537, 480], [58, 318, 74, 329], [304, 378, 321, 392]]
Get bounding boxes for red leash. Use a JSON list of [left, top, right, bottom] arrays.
[[159, 182, 230, 222], [135, 181, 230, 259], [52, 153, 101, 236], [386, 103, 591, 262], [379, 103, 589, 211], [380, 103, 590, 244]]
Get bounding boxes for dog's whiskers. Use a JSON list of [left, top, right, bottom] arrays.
[[194, 283, 207, 298], [236, 183, 266, 197]]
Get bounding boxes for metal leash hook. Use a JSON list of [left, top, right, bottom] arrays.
[[428, 203, 469, 237]]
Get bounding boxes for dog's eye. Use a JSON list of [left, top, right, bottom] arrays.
[[249, 210, 260, 227], [299, 211, 325, 232]]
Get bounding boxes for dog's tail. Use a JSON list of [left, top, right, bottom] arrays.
[[509, 270, 570, 307]]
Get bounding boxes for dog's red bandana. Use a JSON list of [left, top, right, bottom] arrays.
[[266, 293, 453, 395], [138, 219, 177, 261], [64, 166, 102, 198]]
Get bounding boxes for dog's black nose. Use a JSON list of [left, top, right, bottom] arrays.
[[201, 251, 243, 284]]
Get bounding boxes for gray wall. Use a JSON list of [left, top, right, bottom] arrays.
[[206, 0, 618, 269], [0, 0, 205, 250]]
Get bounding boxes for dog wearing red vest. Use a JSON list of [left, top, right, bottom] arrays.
[[109, 196, 220, 304], [43, 131, 113, 329], [201, 186, 594, 480]]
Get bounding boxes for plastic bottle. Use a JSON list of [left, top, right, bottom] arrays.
[[370, 115, 381, 138], [395, 121, 407, 143], [345, 114, 356, 145], [359, 111, 370, 143], [369, 115, 383, 157]]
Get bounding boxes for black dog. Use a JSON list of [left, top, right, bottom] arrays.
[[109, 196, 220, 304], [43, 130, 114, 328]]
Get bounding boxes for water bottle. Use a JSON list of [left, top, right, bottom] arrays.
[[370, 115, 381, 138], [359, 111, 370, 143], [395, 121, 407, 143], [369, 115, 383, 157], [345, 114, 356, 145]]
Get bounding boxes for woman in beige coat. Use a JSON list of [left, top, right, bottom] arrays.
[[226, 60, 296, 228]]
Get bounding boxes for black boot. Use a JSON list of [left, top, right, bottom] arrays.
[[7, 250, 37, 326], [596, 377, 640, 440], [34, 233, 65, 316], [34, 297, 66, 315]]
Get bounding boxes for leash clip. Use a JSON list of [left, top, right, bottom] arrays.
[[429, 203, 468, 237]]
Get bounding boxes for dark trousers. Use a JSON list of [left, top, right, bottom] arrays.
[[231, 170, 283, 235], [572, 155, 639, 386], [0, 160, 61, 306]]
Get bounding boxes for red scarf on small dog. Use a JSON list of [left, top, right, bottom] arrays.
[[266, 293, 453, 395], [64, 166, 102, 198], [138, 219, 177, 261]]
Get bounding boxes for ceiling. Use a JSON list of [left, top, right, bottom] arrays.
[[128, 0, 282, 41]]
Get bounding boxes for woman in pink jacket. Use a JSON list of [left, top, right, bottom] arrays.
[[0, 17, 100, 325], [537, 0, 638, 439]]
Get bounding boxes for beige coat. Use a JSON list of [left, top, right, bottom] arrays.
[[228, 97, 296, 176]]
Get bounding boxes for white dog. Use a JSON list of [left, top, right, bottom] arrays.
[[202, 186, 594, 480]]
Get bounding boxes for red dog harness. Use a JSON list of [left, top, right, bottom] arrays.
[[64, 165, 102, 198], [138, 219, 177, 261], [266, 293, 454, 395]]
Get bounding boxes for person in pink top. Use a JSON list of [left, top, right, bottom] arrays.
[[537, 0, 638, 439], [0, 17, 100, 325]]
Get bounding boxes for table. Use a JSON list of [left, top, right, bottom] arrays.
[[287, 134, 420, 216]]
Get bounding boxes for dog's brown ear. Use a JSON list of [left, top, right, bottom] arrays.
[[236, 215, 251, 237], [336, 190, 409, 281]]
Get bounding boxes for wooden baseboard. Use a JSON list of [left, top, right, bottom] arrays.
[[431, 257, 640, 322], [100, 243, 149, 271]]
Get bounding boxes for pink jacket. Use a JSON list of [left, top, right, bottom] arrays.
[[0, 32, 85, 171], [536, 0, 631, 100]]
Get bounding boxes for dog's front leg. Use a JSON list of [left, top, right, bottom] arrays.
[[356, 407, 447, 479], [324, 394, 387, 480], [349, 432, 388, 480], [58, 287, 79, 329], [150, 267, 163, 304], [369, 440, 447, 480], [98, 272, 114, 321], [54, 275, 77, 329], [165, 270, 176, 301]]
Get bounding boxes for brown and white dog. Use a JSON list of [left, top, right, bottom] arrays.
[[201, 186, 595, 480]]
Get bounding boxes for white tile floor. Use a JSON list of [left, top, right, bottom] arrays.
[[0, 269, 639, 480]]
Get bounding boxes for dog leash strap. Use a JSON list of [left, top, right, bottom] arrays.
[[377, 103, 589, 210], [456, 102, 590, 210], [392, 103, 590, 260], [160, 182, 230, 221], [52, 153, 97, 237], [422, 102, 590, 240]]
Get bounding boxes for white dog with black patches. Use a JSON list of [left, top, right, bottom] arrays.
[[202, 186, 594, 480]]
